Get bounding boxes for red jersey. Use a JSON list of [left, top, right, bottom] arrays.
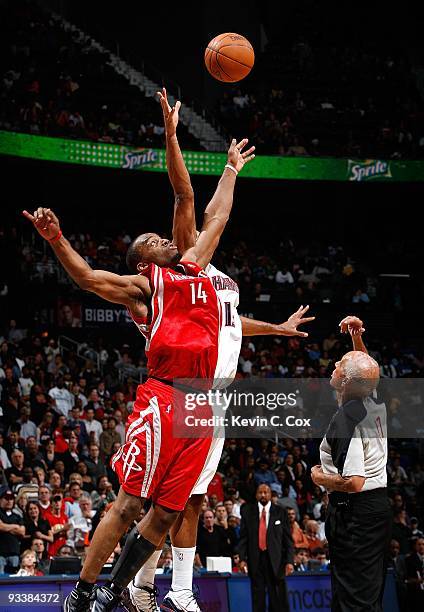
[[130, 261, 220, 382]]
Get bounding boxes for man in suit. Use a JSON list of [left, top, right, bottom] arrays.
[[238, 483, 294, 611]]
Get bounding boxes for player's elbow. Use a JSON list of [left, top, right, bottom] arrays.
[[175, 189, 194, 204], [346, 476, 366, 493]]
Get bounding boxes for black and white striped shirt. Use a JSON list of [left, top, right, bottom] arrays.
[[320, 395, 388, 492]]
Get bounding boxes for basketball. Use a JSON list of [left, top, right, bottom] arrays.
[[204, 32, 254, 82]]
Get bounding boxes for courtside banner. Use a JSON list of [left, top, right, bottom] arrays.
[[1, 130, 424, 181], [171, 378, 424, 439]]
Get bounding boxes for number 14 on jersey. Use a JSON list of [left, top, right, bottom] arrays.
[[190, 282, 208, 304]]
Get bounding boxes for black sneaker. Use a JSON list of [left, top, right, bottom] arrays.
[[90, 585, 122, 612], [63, 587, 93, 612]]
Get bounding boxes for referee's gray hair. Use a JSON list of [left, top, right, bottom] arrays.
[[343, 352, 379, 379], [341, 351, 380, 394]]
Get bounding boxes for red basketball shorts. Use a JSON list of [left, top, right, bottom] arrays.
[[111, 378, 213, 511]]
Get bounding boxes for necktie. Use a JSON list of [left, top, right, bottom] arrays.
[[259, 508, 267, 551]]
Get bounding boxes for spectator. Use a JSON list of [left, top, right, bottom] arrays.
[[5, 449, 25, 488], [37, 412, 55, 445], [99, 417, 121, 461], [67, 496, 94, 551], [392, 509, 413, 554], [90, 476, 116, 511], [0, 487, 25, 574], [38, 485, 51, 518], [61, 433, 81, 478], [23, 500, 53, 547], [64, 482, 84, 519], [304, 520, 326, 552], [14, 548, 44, 576], [206, 471, 225, 503], [44, 491, 69, 557], [287, 508, 309, 549], [309, 547, 329, 571], [83, 407, 103, 444], [0, 433, 11, 470], [254, 458, 279, 489], [30, 537, 50, 574], [48, 377, 74, 417], [85, 443, 107, 484], [196, 509, 232, 567], [76, 461, 95, 493], [293, 547, 310, 572]]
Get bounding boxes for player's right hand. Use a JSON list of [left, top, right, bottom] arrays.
[[156, 87, 181, 137], [339, 315, 365, 336], [22, 207, 61, 241], [227, 138, 255, 173]]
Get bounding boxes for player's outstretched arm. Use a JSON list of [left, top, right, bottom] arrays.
[[22, 207, 150, 307], [182, 138, 255, 269], [240, 305, 315, 337], [339, 315, 368, 354], [157, 87, 196, 254]]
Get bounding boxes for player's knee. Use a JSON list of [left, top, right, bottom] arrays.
[[152, 505, 179, 532], [112, 495, 141, 524]]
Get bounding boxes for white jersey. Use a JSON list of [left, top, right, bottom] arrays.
[[320, 394, 388, 492], [206, 263, 242, 389]]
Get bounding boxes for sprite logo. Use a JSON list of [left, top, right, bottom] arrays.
[[347, 159, 392, 181], [122, 148, 159, 170]]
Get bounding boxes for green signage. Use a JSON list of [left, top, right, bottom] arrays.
[[0, 130, 423, 182]]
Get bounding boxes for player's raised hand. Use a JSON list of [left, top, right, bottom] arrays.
[[277, 305, 315, 337], [339, 315, 365, 336], [22, 207, 61, 242], [156, 87, 181, 137], [227, 138, 255, 173]]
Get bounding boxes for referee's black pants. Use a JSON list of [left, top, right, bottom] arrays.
[[325, 488, 392, 612], [251, 550, 289, 612]]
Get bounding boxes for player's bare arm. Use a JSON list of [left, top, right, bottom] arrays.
[[22, 207, 151, 312], [240, 305, 315, 337], [339, 315, 368, 353], [157, 87, 197, 254], [183, 138, 255, 268]]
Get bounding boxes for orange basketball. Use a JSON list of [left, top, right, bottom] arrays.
[[204, 33, 254, 83]]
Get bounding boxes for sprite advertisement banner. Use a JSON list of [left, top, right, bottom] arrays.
[[0, 130, 423, 181]]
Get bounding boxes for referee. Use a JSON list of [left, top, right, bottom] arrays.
[[312, 316, 391, 612]]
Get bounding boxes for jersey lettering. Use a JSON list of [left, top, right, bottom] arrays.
[[224, 301, 235, 327]]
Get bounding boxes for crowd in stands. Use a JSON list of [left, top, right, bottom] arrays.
[[216, 6, 424, 159], [0, 0, 199, 150]]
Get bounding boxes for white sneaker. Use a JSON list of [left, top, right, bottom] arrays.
[[123, 581, 159, 612], [160, 589, 201, 612]]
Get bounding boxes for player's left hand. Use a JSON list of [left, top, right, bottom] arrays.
[[339, 315, 365, 336], [227, 138, 255, 173], [156, 87, 181, 137], [277, 305, 315, 337], [285, 563, 295, 576]]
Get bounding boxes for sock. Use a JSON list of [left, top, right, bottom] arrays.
[[133, 549, 162, 588], [76, 579, 95, 593], [171, 546, 196, 592], [108, 527, 156, 592]]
